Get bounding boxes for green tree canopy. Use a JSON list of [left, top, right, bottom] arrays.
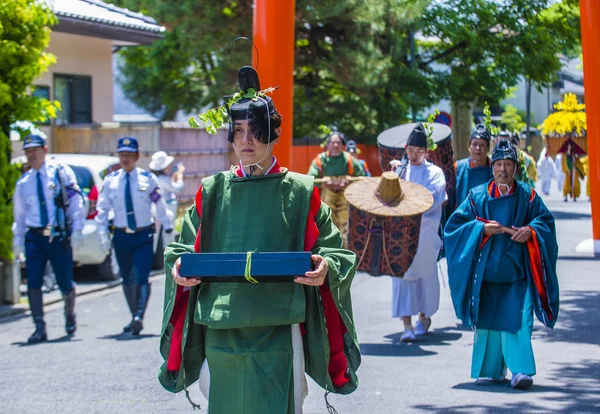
[[112, 0, 580, 143], [419, 0, 581, 108], [0, 0, 59, 261], [500, 104, 526, 133]]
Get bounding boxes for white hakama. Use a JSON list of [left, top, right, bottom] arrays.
[[392, 160, 447, 318]]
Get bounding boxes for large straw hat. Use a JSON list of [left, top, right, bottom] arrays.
[[344, 172, 433, 217]]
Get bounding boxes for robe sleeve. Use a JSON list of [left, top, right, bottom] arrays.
[[444, 194, 485, 326], [351, 157, 366, 177], [524, 191, 560, 328], [307, 156, 322, 178], [429, 167, 448, 211], [158, 205, 205, 393], [304, 197, 361, 395]]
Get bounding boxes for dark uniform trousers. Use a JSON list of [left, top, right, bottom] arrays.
[[25, 230, 74, 293], [112, 227, 154, 334], [112, 227, 154, 286]]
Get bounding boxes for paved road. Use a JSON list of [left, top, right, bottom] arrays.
[[0, 185, 598, 413]]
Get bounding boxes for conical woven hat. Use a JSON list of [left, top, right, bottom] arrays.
[[344, 172, 433, 217]]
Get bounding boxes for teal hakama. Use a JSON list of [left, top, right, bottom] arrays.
[[444, 179, 559, 379], [471, 290, 536, 378]]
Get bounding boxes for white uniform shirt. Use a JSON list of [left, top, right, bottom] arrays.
[[13, 160, 85, 246], [156, 174, 184, 205], [95, 167, 172, 235]]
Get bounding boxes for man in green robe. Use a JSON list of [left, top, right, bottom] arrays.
[[159, 67, 361, 413], [307, 131, 365, 247]]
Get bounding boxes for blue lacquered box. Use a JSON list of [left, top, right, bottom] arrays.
[[179, 252, 312, 282]]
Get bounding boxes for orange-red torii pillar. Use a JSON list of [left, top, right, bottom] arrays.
[[580, 0, 600, 255], [253, 0, 295, 168]]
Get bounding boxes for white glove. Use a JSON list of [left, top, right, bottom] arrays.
[[13, 242, 25, 261], [71, 230, 84, 251], [99, 233, 112, 256]]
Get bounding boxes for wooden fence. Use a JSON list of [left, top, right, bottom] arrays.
[[52, 123, 233, 202]]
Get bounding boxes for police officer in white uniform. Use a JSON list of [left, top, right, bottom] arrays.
[[95, 137, 173, 335], [13, 134, 85, 343]]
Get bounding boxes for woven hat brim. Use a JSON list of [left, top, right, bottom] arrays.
[[344, 176, 433, 217]]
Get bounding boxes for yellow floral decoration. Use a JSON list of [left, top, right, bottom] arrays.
[[538, 93, 587, 137]]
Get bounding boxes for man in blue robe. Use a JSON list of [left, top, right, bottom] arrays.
[[444, 140, 559, 390], [453, 124, 493, 211]]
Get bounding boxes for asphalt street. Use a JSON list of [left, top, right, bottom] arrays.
[[0, 183, 598, 413]]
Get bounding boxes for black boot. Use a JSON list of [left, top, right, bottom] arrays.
[[131, 283, 151, 336], [122, 284, 137, 332], [63, 289, 77, 335], [27, 289, 47, 344]]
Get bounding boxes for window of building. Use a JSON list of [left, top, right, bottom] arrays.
[[54, 74, 92, 125], [32, 85, 51, 125]]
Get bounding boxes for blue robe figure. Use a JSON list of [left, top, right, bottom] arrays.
[[454, 158, 493, 210], [451, 123, 493, 214], [445, 143, 559, 387]]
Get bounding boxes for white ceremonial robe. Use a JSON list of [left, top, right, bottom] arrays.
[[392, 160, 447, 318], [537, 150, 556, 195], [555, 154, 565, 192]]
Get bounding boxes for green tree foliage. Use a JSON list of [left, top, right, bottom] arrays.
[[419, 0, 581, 108], [0, 0, 59, 261], [501, 104, 526, 133], [112, 0, 580, 142]]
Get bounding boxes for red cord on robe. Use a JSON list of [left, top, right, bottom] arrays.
[[166, 165, 350, 389]]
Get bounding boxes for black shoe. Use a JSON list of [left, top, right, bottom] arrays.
[[63, 289, 77, 335], [66, 316, 77, 335], [123, 320, 133, 333], [28, 323, 47, 344], [28, 289, 47, 343], [131, 317, 144, 336], [131, 284, 151, 336]]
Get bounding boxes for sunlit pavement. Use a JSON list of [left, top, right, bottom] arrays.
[[0, 180, 598, 413]]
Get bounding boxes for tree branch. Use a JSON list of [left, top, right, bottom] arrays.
[[418, 40, 469, 68]]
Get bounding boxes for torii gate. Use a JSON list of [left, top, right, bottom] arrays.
[[253, 0, 600, 256], [579, 0, 600, 256]]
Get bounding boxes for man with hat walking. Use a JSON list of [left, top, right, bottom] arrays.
[[445, 140, 559, 389], [453, 123, 493, 211], [13, 134, 85, 343], [308, 131, 365, 247], [390, 124, 447, 342], [95, 137, 173, 335], [149, 150, 185, 244]]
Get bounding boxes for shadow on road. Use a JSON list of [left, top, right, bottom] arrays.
[[12, 335, 81, 347], [411, 291, 600, 412], [538, 290, 600, 346], [413, 400, 549, 412], [552, 211, 591, 220], [415, 361, 600, 412], [0, 312, 30, 325], [359, 342, 438, 357], [557, 255, 599, 261], [97, 333, 160, 341], [360, 327, 463, 357], [544, 359, 600, 412]]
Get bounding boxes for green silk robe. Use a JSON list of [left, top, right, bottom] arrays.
[[158, 165, 361, 413]]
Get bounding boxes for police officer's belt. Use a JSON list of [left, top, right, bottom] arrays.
[[114, 225, 154, 233], [28, 227, 50, 235]]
